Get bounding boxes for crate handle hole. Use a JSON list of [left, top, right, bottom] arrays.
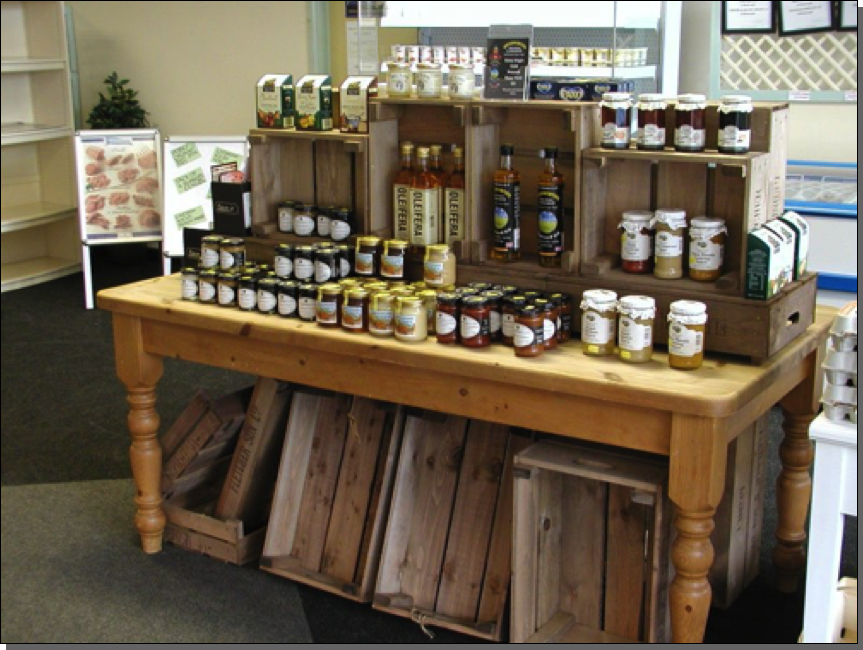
[[571, 458, 614, 470], [787, 311, 801, 327]]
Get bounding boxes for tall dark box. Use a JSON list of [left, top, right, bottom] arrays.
[[212, 181, 251, 236]]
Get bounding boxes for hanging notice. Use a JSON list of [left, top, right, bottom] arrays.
[[74, 129, 163, 244], [483, 24, 533, 101]]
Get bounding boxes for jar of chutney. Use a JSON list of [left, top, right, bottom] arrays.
[[237, 274, 257, 312], [617, 295, 656, 364], [460, 296, 491, 349], [277, 281, 299, 318], [274, 244, 294, 279], [181, 267, 198, 301], [342, 288, 369, 333], [718, 95, 753, 154], [257, 277, 279, 315], [220, 238, 246, 271], [315, 247, 338, 284], [674, 94, 707, 152], [435, 293, 459, 345], [482, 290, 505, 343], [330, 208, 353, 242], [337, 244, 354, 278], [294, 246, 315, 283], [298, 283, 318, 322], [600, 92, 633, 150], [395, 296, 427, 343], [514, 305, 544, 358], [534, 298, 559, 350], [619, 211, 654, 274], [581, 289, 618, 357], [277, 200, 295, 234], [369, 292, 395, 337], [218, 271, 240, 308], [316, 206, 333, 238], [198, 268, 218, 304], [668, 301, 708, 370], [381, 239, 408, 280], [200, 235, 223, 269], [293, 203, 316, 236], [636, 93, 667, 151], [316, 284, 342, 328], [502, 295, 528, 346], [652, 209, 687, 280]]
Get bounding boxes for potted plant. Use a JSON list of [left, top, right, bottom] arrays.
[[86, 72, 150, 129]]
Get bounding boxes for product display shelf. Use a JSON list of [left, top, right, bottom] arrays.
[[0, 56, 65, 73], [0, 200, 76, 233]]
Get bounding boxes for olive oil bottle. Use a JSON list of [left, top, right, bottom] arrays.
[[492, 143, 521, 262], [429, 144, 447, 242], [409, 147, 440, 247], [444, 147, 466, 244], [537, 146, 565, 268], [392, 142, 414, 241]]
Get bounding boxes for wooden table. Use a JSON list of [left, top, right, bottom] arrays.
[[98, 275, 834, 643]]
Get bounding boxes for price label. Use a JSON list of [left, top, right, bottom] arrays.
[[788, 90, 811, 102], [845, 91, 857, 102]]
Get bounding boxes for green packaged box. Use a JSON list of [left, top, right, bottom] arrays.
[[779, 211, 811, 280], [763, 219, 797, 289], [296, 74, 334, 131], [745, 227, 785, 300], [257, 74, 294, 129]]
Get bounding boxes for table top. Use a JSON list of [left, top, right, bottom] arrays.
[[97, 275, 835, 420]]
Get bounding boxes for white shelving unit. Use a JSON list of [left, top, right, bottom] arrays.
[[1, 0, 80, 292]]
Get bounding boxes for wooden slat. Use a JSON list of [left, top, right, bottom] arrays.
[[161, 409, 224, 493], [511, 466, 539, 643], [655, 163, 708, 219], [314, 140, 354, 211], [436, 421, 509, 620], [536, 469, 563, 629], [526, 617, 639, 644], [603, 159, 652, 258], [166, 455, 232, 498], [182, 434, 238, 475], [163, 502, 243, 543], [745, 413, 770, 586], [161, 390, 210, 459]]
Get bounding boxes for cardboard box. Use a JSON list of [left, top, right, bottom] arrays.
[[779, 211, 811, 280], [212, 181, 251, 236], [256, 74, 294, 129], [745, 227, 785, 300], [339, 76, 378, 133], [296, 74, 334, 131], [529, 77, 634, 102], [764, 219, 797, 287]]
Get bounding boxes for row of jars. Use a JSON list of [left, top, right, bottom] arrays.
[[600, 92, 753, 154], [385, 61, 477, 100], [277, 202, 355, 240], [619, 210, 728, 282], [582, 290, 708, 370]]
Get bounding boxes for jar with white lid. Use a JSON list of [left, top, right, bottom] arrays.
[[636, 94, 667, 151], [651, 209, 687, 279], [675, 93, 707, 152], [415, 62, 443, 99], [718, 95, 753, 154], [619, 210, 654, 274], [600, 92, 633, 150], [688, 217, 728, 282], [448, 62, 475, 99], [617, 295, 656, 364], [580, 289, 619, 357], [387, 61, 412, 97], [668, 301, 708, 370]]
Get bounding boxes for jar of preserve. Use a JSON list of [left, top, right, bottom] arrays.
[[619, 211, 654, 274], [534, 298, 559, 350], [337, 244, 354, 278], [617, 295, 656, 364], [688, 217, 728, 282], [668, 301, 708, 370], [317, 206, 333, 238], [600, 92, 633, 150], [331, 208, 353, 242], [342, 288, 369, 333], [277, 281, 299, 318], [460, 296, 491, 349], [200, 235, 223, 269], [198, 269, 218, 304], [448, 62, 476, 99], [355, 236, 382, 277], [237, 274, 257, 311], [580, 289, 618, 357], [435, 293, 460, 345], [274, 243, 294, 279], [220, 238, 246, 271], [293, 204, 317, 237], [218, 271, 240, 308], [277, 200, 295, 234], [257, 264, 274, 278], [514, 305, 545, 358], [411, 281, 428, 292], [314, 247, 338, 284], [316, 284, 342, 328], [365, 281, 390, 296], [674, 94, 707, 152], [651, 209, 687, 280], [257, 277, 279, 315], [494, 284, 519, 297], [424, 244, 457, 288], [298, 283, 318, 322], [636, 93, 667, 151], [550, 293, 573, 343], [417, 289, 438, 334], [482, 290, 505, 343], [181, 267, 198, 301], [391, 287, 415, 301], [293, 246, 315, 283], [381, 239, 408, 279], [718, 95, 753, 154], [416, 62, 443, 98], [369, 292, 395, 337], [502, 295, 528, 346], [239, 262, 259, 279], [523, 290, 543, 304], [387, 61, 413, 98], [468, 282, 493, 293], [395, 296, 427, 342]]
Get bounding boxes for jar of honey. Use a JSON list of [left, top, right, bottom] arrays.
[[580, 289, 618, 357], [424, 244, 457, 288], [514, 305, 545, 358], [416, 62, 443, 98], [316, 284, 342, 328], [460, 296, 491, 349], [387, 61, 413, 98], [668, 301, 708, 370], [381, 239, 408, 279], [417, 289, 438, 334], [600, 92, 633, 150], [651, 209, 687, 280], [395, 296, 427, 342], [369, 292, 395, 337], [435, 293, 459, 345], [688, 217, 728, 282], [617, 295, 656, 364], [355, 236, 382, 277], [342, 288, 369, 333], [619, 211, 654, 274]]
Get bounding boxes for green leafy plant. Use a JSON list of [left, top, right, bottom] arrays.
[[86, 72, 150, 129]]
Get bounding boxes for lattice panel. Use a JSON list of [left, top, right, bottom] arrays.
[[721, 33, 857, 92]]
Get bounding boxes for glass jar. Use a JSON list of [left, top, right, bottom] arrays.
[[298, 283, 318, 322], [514, 305, 545, 358], [502, 296, 528, 347], [293, 245, 316, 283], [534, 298, 559, 350], [550, 293, 573, 343], [435, 292, 460, 345], [668, 301, 708, 370], [688, 217, 728, 282], [256, 277, 278, 315], [369, 292, 395, 337], [198, 269, 218, 304], [381, 239, 408, 279], [316, 284, 342, 328], [417, 289, 438, 334], [600, 92, 633, 150], [342, 288, 369, 333], [337, 244, 354, 278], [424, 244, 457, 288], [277, 281, 299, 318], [330, 208, 353, 242], [580, 289, 618, 357], [293, 203, 317, 237], [316, 206, 333, 238], [416, 62, 443, 98], [200, 235, 223, 269], [448, 62, 475, 99], [617, 295, 656, 364], [619, 210, 654, 274], [181, 267, 198, 301], [494, 284, 519, 297], [237, 275, 257, 312], [314, 247, 338, 284], [274, 243, 294, 279], [482, 290, 505, 343], [218, 271, 241, 308], [387, 61, 413, 98], [355, 236, 382, 277], [675, 94, 707, 152], [523, 290, 543, 304], [468, 282, 493, 293], [220, 238, 246, 271], [277, 200, 295, 234], [460, 296, 491, 349], [651, 209, 687, 280], [718, 95, 753, 154], [395, 296, 427, 342], [636, 93, 667, 151]]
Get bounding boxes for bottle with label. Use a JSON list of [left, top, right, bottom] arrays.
[[492, 143, 521, 262], [668, 301, 708, 370], [393, 142, 415, 241], [617, 295, 656, 364], [410, 147, 440, 247], [537, 147, 565, 268], [444, 147, 466, 244]]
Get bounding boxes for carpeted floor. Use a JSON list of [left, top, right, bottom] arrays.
[[1, 244, 857, 643]]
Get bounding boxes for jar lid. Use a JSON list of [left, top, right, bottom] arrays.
[[481, 290, 505, 301], [385, 239, 409, 250], [337, 244, 352, 253], [319, 284, 342, 298], [449, 62, 472, 70], [299, 283, 317, 292], [455, 287, 478, 296], [651, 208, 687, 229], [417, 62, 441, 69], [278, 280, 299, 290], [279, 199, 295, 207], [690, 216, 727, 229], [669, 300, 708, 318], [219, 270, 241, 279], [677, 93, 706, 104], [453, 146, 464, 157], [469, 282, 492, 291], [202, 235, 224, 244], [239, 274, 256, 285], [721, 94, 752, 104], [638, 93, 666, 103], [222, 237, 244, 246], [199, 268, 218, 277], [602, 91, 632, 101], [356, 236, 382, 246], [315, 248, 336, 258], [275, 243, 294, 253], [398, 296, 422, 307], [336, 207, 352, 216], [518, 305, 540, 317], [181, 266, 198, 274], [416, 147, 430, 157], [258, 277, 279, 288], [619, 295, 656, 319], [462, 296, 489, 308], [437, 292, 460, 305], [388, 61, 411, 69], [505, 295, 528, 307], [621, 210, 653, 222], [296, 245, 315, 254], [534, 298, 555, 312], [417, 289, 438, 300], [426, 244, 451, 256], [411, 281, 428, 289], [581, 289, 618, 311], [347, 288, 369, 299], [494, 284, 519, 295], [429, 144, 443, 155]]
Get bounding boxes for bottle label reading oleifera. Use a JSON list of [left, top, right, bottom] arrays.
[[394, 184, 411, 240], [445, 188, 466, 243], [410, 188, 439, 246], [537, 183, 564, 255], [493, 181, 521, 252]]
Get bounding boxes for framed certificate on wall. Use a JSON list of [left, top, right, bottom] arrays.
[[836, 1, 857, 31], [722, 1, 776, 34], [778, 1, 834, 36]]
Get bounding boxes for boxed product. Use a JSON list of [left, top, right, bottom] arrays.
[[763, 219, 797, 288], [779, 211, 811, 279], [256, 74, 294, 129], [339, 76, 378, 133], [529, 77, 634, 102], [296, 74, 334, 131], [745, 227, 785, 300]]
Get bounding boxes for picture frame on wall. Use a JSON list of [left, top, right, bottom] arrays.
[[836, 1, 857, 31], [722, 1, 777, 35], [778, 1, 834, 36]]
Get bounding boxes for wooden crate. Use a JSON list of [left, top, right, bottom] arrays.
[[511, 441, 672, 644], [260, 390, 404, 603], [373, 410, 531, 641]]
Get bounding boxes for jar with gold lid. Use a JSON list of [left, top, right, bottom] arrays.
[[355, 236, 382, 277], [298, 283, 318, 322], [277, 200, 295, 234], [417, 289, 438, 334], [580, 289, 618, 357], [395, 296, 427, 342], [514, 305, 545, 358], [198, 268, 218, 304], [294, 246, 316, 283], [369, 292, 395, 337], [460, 296, 491, 349], [423, 244, 457, 288], [277, 281, 299, 318], [381, 239, 408, 279], [617, 295, 656, 364], [257, 277, 279, 315], [435, 293, 459, 345], [651, 209, 687, 280], [220, 238, 246, 271], [502, 295, 528, 346], [181, 267, 199, 301], [415, 62, 443, 98], [534, 298, 559, 351], [200, 235, 223, 269], [274, 243, 294, 279], [293, 204, 317, 237], [316, 284, 342, 328], [342, 288, 369, 333], [668, 301, 708, 370], [218, 271, 241, 308], [237, 275, 257, 312], [386, 61, 413, 98]]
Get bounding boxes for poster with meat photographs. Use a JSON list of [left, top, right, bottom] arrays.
[[74, 130, 163, 244]]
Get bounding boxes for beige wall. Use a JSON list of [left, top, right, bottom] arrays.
[[69, 1, 309, 135]]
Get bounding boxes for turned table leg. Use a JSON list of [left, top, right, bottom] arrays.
[[113, 314, 165, 553]]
